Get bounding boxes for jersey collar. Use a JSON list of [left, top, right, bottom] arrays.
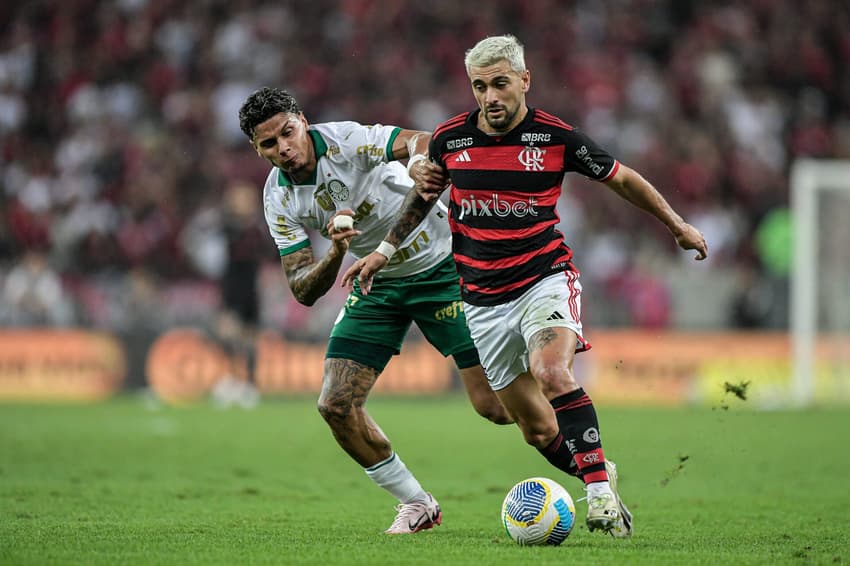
[[468, 106, 534, 140], [277, 129, 329, 187]]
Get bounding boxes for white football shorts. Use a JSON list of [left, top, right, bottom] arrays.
[[463, 271, 591, 391]]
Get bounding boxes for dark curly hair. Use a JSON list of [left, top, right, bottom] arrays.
[[238, 87, 302, 140]]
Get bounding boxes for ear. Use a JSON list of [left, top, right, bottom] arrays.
[[522, 70, 531, 93]]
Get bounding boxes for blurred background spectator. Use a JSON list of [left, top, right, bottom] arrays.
[[1, 247, 74, 325], [1, 0, 848, 349]]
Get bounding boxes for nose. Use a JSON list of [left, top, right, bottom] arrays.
[[277, 137, 291, 156]]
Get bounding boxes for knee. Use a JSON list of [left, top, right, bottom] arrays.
[[518, 419, 559, 449], [460, 366, 515, 425], [317, 391, 352, 425], [476, 403, 514, 425], [466, 387, 515, 425], [317, 359, 374, 425], [489, 411, 515, 426], [531, 363, 577, 398]]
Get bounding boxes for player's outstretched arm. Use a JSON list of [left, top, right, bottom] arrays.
[[390, 129, 431, 162], [604, 164, 708, 260], [283, 211, 360, 306], [341, 172, 445, 294], [340, 250, 387, 295], [392, 130, 446, 199]]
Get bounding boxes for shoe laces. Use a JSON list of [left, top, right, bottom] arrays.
[[587, 493, 615, 510], [388, 501, 426, 530]]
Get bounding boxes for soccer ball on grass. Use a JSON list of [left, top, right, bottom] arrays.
[[501, 477, 576, 546]]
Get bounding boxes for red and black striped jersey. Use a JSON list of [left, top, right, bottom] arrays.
[[430, 107, 619, 306]]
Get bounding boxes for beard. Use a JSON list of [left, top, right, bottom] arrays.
[[483, 104, 517, 131]]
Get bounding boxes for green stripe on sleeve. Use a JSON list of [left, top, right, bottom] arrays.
[[385, 127, 401, 161], [279, 239, 311, 257]]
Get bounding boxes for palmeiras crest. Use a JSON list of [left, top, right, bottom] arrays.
[[327, 179, 350, 202]]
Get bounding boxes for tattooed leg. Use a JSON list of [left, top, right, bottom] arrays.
[[527, 327, 581, 399], [317, 358, 392, 467]]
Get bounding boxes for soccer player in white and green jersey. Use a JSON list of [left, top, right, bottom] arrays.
[[238, 87, 511, 534]]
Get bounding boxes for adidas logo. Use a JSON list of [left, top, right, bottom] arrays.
[[455, 150, 472, 163], [546, 311, 565, 321]]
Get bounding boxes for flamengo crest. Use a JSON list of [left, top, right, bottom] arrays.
[[518, 146, 546, 171]]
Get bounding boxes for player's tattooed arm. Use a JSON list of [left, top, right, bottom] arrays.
[[281, 245, 347, 306], [384, 157, 447, 246], [384, 188, 437, 247], [339, 160, 446, 292]]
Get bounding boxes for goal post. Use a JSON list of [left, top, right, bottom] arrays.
[[790, 159, 850, 407]]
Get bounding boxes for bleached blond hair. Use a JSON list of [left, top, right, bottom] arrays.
[[464, 35, 526, 75]]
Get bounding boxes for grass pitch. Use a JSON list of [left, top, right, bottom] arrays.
[[1, 394, 848, 565]]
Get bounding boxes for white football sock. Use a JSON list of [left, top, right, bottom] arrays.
[[365, 452, 428, 504], [586, 480, 614, 498]]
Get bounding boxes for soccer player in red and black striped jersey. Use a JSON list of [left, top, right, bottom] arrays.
[[344, 34, 708, 538]]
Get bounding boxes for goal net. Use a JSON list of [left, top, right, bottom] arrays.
[[790, 159, 850, 406]]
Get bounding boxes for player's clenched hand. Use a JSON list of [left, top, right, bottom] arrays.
[[672, 222, 709, 260], [410, 160, 448, 202], [341, 251, 388, 295], [326, 209, 360, 253]]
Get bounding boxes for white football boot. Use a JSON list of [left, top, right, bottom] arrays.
[[586, 460, 633, 538], [385, 492, 442, 534]]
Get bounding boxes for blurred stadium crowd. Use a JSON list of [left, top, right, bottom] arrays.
[[1, 0, 848, 340]]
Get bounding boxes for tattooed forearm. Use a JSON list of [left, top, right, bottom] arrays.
[[528, 328, 558, 352], [281, 245, 346, 306], [385, 188, 437, 247]]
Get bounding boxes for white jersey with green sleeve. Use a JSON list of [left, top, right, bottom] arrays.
[[262, 121, 452, 278]]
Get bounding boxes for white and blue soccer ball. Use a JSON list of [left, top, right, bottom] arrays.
[[501, 477, 576, 546]]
